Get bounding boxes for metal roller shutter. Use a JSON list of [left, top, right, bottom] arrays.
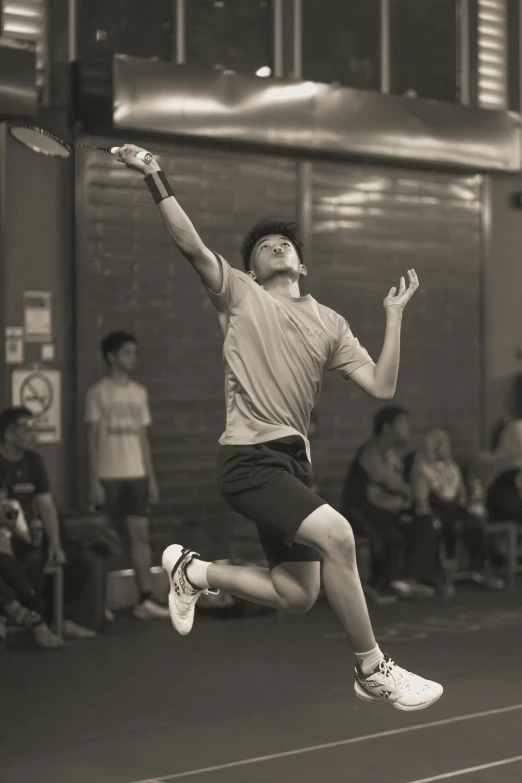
[[309, 162, 482, 502]]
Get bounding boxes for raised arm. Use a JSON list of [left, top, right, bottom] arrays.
[[117, 144, 223, 293], [350, 270, 419, 399]]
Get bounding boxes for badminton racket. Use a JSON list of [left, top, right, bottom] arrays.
[[8, 124, 153, 163]]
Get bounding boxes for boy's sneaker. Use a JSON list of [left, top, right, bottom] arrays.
[[470, 571, 506, 590], [133, 598, 170, 619], [365, 585, 398, 605], [389, 579, 415, 598], [63, 620, 97, 638], [162, 544, 219, 635], [354, 653, 443, 711], [33, 623, 65, 650], [390, 580, 435, 599]]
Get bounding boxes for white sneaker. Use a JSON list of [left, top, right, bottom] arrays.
[[33, 623, 65, 650], [470, 571, 506, 590], [162, 544, 219, 635], [63, 620, 97, 638], [389, 579, 416, 598], [390, 580, 435, 599], [133, 598, 170, 619], [354, 653, 443, 711]]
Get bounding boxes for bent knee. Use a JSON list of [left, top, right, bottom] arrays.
[[280, 590, 319, 615], [299, 506, 355, 558]]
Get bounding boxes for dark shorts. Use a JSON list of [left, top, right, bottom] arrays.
[[101, 478, 149, 520], [217, 439, 326, 570]]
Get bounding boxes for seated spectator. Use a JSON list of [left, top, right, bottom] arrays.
[[341, 406, 442, 603], [0, 407, 96, 646], [474, 419, 522, 526], [0, 491, 63, 649], [410, 429, 505, 590]]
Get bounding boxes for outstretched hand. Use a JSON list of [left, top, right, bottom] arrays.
[[383, 269, 419, 310], [115, 144, 159, 175]]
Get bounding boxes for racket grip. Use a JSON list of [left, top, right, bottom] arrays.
[[110, 147, 153, 164]]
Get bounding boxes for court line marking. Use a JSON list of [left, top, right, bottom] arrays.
[[404, 754, 522, 783], [129, 702, 522, 782]]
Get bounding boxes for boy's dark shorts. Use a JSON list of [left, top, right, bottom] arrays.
[[100, 478, 149, 520], [217, 439, 326, 570]]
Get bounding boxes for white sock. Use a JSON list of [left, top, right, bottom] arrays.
[[355, 644, 384, 676], [185, 558, 210, 590]]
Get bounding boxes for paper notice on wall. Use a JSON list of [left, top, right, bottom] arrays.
[[5, 327, 24, 364], [23, 290, 52, 342], [11, 369, 61, 443], [41, 343, 55, 361]]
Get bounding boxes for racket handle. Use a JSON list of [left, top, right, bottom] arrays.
[[110, 147, 153, 164]]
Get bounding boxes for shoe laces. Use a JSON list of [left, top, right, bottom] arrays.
[[376, 656, 413, 689], [177, 552, 218, 602]]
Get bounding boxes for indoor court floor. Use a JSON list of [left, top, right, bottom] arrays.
[[4, 583, 522, 783]]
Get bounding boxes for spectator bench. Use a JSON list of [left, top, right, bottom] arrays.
[[355, 521, 521, 591]]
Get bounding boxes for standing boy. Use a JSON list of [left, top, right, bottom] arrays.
[[86, 331, 168, 619]]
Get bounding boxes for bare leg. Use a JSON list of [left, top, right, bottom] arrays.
[[126, 516, 153, 595], [206, 560, 321, 614], [294, 505, 377, 652]]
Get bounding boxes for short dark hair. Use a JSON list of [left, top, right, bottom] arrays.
[[100, 331, 137, 364], [373, 406, 408, 436], [241, 218, 303, 272], [0, 406, 33, 442]]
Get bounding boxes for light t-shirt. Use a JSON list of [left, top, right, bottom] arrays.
[[85, 377, 151, 479], [205, 254, 373, 462]]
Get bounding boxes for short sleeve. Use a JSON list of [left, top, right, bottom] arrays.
[[140, 388, 152, 427], [30, 452, 50, 495], [85, 386, 101, 423], [204, 253, 250, 313], [326, 319, 373, 380]]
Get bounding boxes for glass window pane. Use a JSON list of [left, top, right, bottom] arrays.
[[186, 0, 273, 76], [76, 0, 174, 61], [390, 0, 457, 102], [302, 0, 381, 91]]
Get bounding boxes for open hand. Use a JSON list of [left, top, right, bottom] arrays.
[[383, 269, 419, 310], [115, 144, 159, 175]]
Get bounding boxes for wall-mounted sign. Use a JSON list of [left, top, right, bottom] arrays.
[[41, 343, 55, 361], [11, 369, 61, 443], [5, 327, 23, 364], [23, 290, 52, 342]]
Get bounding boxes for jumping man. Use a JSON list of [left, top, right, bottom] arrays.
[[117, 145, 443, 711]]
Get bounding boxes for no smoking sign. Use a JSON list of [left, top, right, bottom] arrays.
[[20, 372, 53, 415], [12, 369, 61, 443]]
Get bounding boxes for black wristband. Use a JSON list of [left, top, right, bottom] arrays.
[[144, 170, 174, 204]]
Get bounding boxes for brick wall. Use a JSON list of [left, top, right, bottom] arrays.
[[75, 144, 482, 563]]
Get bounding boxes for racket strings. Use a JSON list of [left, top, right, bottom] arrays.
[[10, 127, 70, 158]]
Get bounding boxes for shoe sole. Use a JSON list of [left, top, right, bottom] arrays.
[[354, 680, 443, 711], [162, 544, 194, 636]]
